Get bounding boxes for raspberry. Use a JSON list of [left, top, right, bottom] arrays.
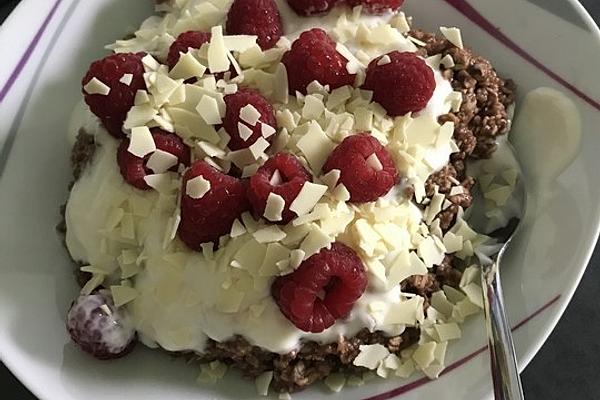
[[66, 291, 136, 360], [179, 161, 249, 249], [117, 128, 191, 190], [82, 52, 147, 138], [226, 0, 283, 50], [322, 134, 398, 203], [272, 242, 367, 333], [247, 153, 312, 224], [167, 31, 236, 81], [362, 51, 435, 117], [282, 28, 356, 95], [286, 0, 339, 16], [223, 87, 277, 151], [167, 31, 212, 69], [346, 0, 404, 13]]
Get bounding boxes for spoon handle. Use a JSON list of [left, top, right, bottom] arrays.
[[481, 261, 524, 400]]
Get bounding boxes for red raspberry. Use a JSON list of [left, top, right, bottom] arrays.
[[286, 0, 339, 16], [322, 134, 398, 203], [167, 31, 237, 81], [226, 0, 283, 50], [67, 292, 136, 360], [282, 28, 356, 95], [272, 242, 368, 333], [223, 87, 277, 151], [82, 52, 147, 138], [362, 51, 435, 117], [117, 128, 191, 190], [247, 153, 312, 224], [346, 0, 404, 13], [167, 31, 212, 69], [179, 161, 249, 249]]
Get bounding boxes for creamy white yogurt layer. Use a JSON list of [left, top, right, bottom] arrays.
[[66, 1, 461, 356], [66, 108, 427, 353], [65, 130, 159, 274]]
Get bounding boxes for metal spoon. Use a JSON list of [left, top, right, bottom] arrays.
[[467, 140, 527, 400]]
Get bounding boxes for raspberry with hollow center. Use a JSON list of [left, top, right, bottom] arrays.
[[247, 153, 312, 224], [362, 51, 436, 117], [223, 87, 277, 151], [282, 28, 356, 95], [286, 0, 339, 16], [167, 31, 212, 69], [179, 161, 249, 249], [346, 0, 405, 13], [322, 134, 399, 203], [226, 0, 283, 50], [117, 128, 191, 190], [82, 52, 147, 138], [66, 291, 136, 360], [272, 242, 368, 333]]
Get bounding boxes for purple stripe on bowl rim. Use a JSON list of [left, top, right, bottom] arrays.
[[361, 294, 562, 400], [0, 0, 63, 103], [442, 0, 600, 112]]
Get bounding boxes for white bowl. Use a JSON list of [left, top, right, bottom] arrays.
[[0, 0, 599, 399]]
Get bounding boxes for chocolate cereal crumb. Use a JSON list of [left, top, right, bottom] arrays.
[[182, 328, 419, 393], [71, 130, 96, 181]]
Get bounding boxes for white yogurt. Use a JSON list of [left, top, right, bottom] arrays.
[[65, 129, 159, 274], [66, 2, 458, 355], [66, 114, 419, 353]]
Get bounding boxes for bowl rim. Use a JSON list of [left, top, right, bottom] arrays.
[[0, 1, 599, 399]]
